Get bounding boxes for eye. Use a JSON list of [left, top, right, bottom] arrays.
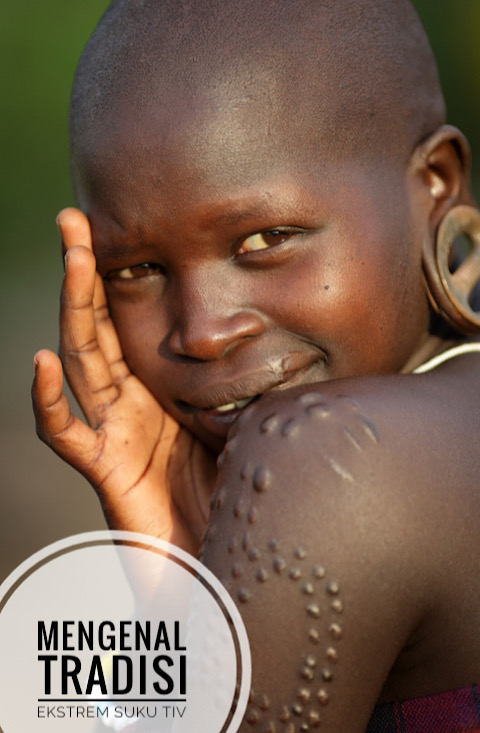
[[105, 263, 164, 281], [237, 230, 293, 254]]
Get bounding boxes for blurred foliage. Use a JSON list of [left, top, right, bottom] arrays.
[[413, 0, 480, 197], [0, 1, 479, 277], [0, 1, 109, 277]]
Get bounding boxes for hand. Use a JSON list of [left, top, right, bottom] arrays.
[[32, 208, 217, 555]]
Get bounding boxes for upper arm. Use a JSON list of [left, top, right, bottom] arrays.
[[200, 386, 435, 732]]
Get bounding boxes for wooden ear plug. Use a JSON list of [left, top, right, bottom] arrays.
[[423, 205, 480, 334]]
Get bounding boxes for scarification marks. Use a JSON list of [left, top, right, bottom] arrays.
[[209, 396, 366, 730], [248, 507, 260, 524], [231, 562, 242, 579], [253, 466, 273, 493], [281, 418, 300, 438], [317, 689, 330, 706], [241, 461, 254, 480], [237, 587, 251, 603], [274, 556, 287, 574], [325, 456, 354, 483], [326, 647, 338, 663], [359, 416, 379, 444], [241, 546, 344, 729], [234, 498, 245, 518], [261, 413, 281, 434], [295, 392, 326, 407], [328, 623, 343, 640], [256, 567, 269, 583]]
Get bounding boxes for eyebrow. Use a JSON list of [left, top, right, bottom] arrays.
[[207, 199, 284, 227], [93, 241, 148, 260]]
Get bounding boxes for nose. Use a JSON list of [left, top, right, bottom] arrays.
[[167, 270, 266, 361]]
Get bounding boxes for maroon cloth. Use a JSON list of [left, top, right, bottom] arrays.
[[366, 685, 480, 733]]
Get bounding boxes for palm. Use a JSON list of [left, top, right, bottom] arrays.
[[33, 209, 217, 555]]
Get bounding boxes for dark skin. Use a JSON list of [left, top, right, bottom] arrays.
[[32, 10, 480, 729]]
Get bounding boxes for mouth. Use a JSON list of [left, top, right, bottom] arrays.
[[175, 351, 323, 442], [208, 396, 257, 413], [176, 392, 261, 440]]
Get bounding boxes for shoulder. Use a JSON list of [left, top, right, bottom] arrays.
[[217, 366, 480, 532], [201, 370, 480, 730]]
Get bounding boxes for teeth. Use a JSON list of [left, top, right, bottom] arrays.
[[215, 402, 237, 413], [214, 396, 255, 413]]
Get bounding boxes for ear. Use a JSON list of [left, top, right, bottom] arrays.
[[411, 126, 480, 335], [410, 124, 474, 234]]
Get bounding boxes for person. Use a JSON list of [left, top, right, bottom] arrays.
[[32, 0, 480, 729]]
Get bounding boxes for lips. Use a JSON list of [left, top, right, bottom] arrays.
[[175, 350, 324, 442]]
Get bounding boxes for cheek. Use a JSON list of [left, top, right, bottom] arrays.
[[107, 297, 173, 401], [267, 226, 427, 375]]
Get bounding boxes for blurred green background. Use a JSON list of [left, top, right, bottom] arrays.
[[1, 1, 479, 581]]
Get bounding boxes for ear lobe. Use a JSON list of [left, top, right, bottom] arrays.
[[414, 127, 480, 335], [412, 125, 474, 230]]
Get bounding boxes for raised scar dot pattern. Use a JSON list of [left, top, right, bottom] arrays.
[[234, 554, 344, 728], [322, 668, 334, 682], [281, 418, 300, 438], [237, 587, 251, 603], [260, 414, 280, 434], [234, 498, 245, 518], [329, 623, 343, 640], [241, 461, 253, 480], [308, 710, 322, 726], [296, 391, 325, 406], [208, 399, 355, 731], [231, 562, 242, 578], [317, 689, 330, 705], [256, 567, 269, 583], [253, 466, 273, 492], [307, 404, 332, 419], [297, 688, 311, 704], [301, 666, 315, 681], [248, 507, 260, 524], [273, 556, 287, 573], [326, 581, 340, 595], [326, 647, 338, 663], [257, 693, 271, 711]]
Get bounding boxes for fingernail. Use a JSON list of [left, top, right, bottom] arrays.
[[33, 355, 39, 373]]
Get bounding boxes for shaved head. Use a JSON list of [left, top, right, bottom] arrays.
[[70, 0, 445, 185]]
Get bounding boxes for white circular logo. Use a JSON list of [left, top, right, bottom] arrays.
[[0, 531, 251, 732]]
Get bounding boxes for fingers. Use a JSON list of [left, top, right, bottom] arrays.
[[60, 245, 120, 426], [57, 207, 93, 254], [58, 207, 130, 385], [32, 349, 101, 471], [93, 272, 130, 383]]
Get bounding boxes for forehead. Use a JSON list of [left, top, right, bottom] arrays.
[[71, 0, 444, 212], [74, 90, 406, 239]]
